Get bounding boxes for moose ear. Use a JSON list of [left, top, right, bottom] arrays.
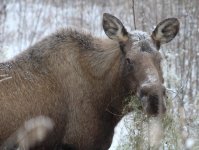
[[103, 13, 129, 43], [152, 18, 179, 45]]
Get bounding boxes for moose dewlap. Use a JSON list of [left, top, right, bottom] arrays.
[[0, 13, 179, 150]]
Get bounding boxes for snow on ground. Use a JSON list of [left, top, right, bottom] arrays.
[[109, 114, 132, 150]]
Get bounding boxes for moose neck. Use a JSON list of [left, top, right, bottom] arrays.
[[78, 38, 129, 117], [78, 39, 123, 80]]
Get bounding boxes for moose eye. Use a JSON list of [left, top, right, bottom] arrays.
[[126, 58, 135, 72]]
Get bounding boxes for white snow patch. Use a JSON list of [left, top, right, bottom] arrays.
[[141, 68, 159, 88], [109, 113, 133, 150], [0, 47, 16, 62], [185, 138, 195, 149], [131, 30, 150, 42]]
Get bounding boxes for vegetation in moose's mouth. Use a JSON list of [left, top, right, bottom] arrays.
[[122, 96, 142, 115]]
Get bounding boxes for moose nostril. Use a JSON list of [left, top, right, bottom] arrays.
[[147, 95, 159, 115], [126, 58, 131, 64]]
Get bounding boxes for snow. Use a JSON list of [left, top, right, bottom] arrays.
[[185, 138, 195, 149], [1, 1, 104, 60], [131, 30, 150, 41], [144, 68, 159, 84], [109, 114, 131, 150]]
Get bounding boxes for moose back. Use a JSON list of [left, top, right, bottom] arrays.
[[0, 13, 179, 150]]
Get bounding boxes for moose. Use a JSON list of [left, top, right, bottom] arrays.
[[0, 13, 179, 150]]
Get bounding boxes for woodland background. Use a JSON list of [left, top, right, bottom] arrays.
[[0, 0, 199, 149]]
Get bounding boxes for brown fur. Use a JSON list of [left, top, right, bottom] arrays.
[[0, 13, 179, 150], [0, 29, 129, 150]]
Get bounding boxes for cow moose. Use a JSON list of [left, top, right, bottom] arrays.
[[0, 13, 179, 150]]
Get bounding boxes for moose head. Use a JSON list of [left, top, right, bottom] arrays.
[[103, 13, 179, 116]]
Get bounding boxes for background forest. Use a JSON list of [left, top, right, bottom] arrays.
[[0, 0, 199, 149]]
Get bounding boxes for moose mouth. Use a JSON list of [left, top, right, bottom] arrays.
[[140, 94, 166, 116]]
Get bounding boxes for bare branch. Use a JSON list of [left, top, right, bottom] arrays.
[[0, 74, 12, 82], [132, 0, 136, 30]]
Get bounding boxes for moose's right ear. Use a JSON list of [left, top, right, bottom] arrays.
[[102, 13, 129, 43]]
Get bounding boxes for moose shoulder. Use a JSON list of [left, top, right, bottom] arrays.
[[0, 13, 179, 150]]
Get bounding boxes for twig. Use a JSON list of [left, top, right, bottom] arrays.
[[106, 108, 123, 117], [0, 76, 12, 82], [0, 74, 9, 77], [132, 0, 136, 30]]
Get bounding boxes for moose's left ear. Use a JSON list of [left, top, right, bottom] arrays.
[[103, 13, 129, 43], [152, 18, 180, 44]]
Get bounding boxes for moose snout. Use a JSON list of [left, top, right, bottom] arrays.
[[139, 85, 166, 116]]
